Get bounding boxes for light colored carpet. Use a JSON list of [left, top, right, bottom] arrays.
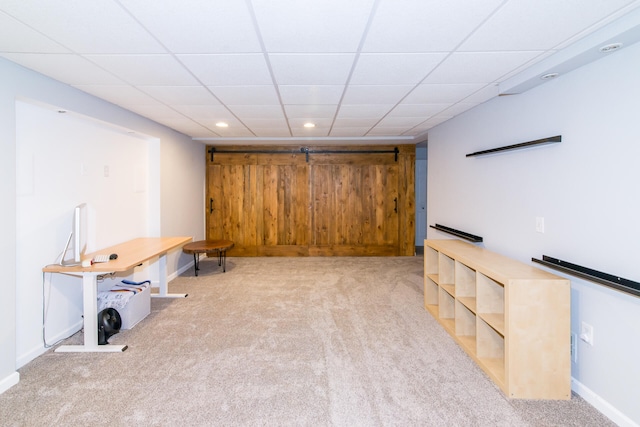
[[1, 256, 614, 426]]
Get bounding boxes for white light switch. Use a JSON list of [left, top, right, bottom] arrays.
[[536, 217, 545, 233]]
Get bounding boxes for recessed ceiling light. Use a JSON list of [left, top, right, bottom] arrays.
[[303, 122, 316, 128], [540, 72, 559, 80], [215, 122, 229, 128], [599, 42, 623, 53]]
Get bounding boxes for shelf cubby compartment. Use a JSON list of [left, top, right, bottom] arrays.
[[455, 261, 476, 313], [476, 317, 505, 388], [438, 253, 455, 287], [424, 245, 439, 277], [476, 272, 505, 335], [438, 288, 455, 333], [424, 276, 439, 316], [455, 300, 477, 355]]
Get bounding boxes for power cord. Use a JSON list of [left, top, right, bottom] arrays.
[[41, 271, 81, 348]]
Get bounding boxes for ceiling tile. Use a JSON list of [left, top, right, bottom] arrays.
[[388, 104, 450, 117], [227, 105, 285, 119], [333, 118, 380, 128], [209, 86, 280, 105], [330, 127, 371, 137], [269, 54, 355, 85], [289, 118, 334, 128], [208, 126, 254, 137], [367, 127, 412, 136], [1, 53, 125, 85], [172, 104, 235, 121], [0, 0, 164, 53], [137, 86, 220, 105], [159, 118, 218, 137], [438, 102, 480, 116], [363, 0, 504, 52], [123, 103, 189, 121], [73, 85, 158, 106], [291, 127, 330, 137], [342, 85, 414, 104], [460, 0, 639, 51], [464, 84, 500, 104], [252, 128, 292, 137], [119, 0, 261, 53], [350, 53, 447, 84], [87, 54, 200, 85], [178, 54, 272, 85], [0, 12, 69, 53], [240, 118, 289, 129], [284, 105, 337, 119], [423, 52, 543, 84], [337, 104, 394, 118], [402, 83, 486, 104], [376, 116, 428, 127], [252, 0, 375, 52], [279, 85, 345, 104]]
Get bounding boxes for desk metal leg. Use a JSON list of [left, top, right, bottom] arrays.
[[152, 253, 187, 299], [56, 273, 127, 353]]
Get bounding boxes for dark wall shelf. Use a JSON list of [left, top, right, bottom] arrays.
[[532, 255, 640, 298], [466, 135, 561, 157], [429, 224, 483, 243]]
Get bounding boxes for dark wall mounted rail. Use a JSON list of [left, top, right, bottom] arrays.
[[532, 255, 640, 298], [466, 135, 561, 157], [429, 224, 483, 243], [208, 146, 399, 162]]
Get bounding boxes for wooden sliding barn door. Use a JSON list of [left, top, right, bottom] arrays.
[[309, 158, 399, 255], [206, 154, 258, 255], [260, 155, 310, 256], [206, 145, 414, 256]]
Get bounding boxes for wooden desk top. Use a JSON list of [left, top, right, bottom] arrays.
[[43, 236, 192, 273]]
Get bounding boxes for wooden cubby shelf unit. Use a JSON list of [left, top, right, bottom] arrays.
[[423, 239, 571, 400]]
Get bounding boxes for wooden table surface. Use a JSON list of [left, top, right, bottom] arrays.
[[43, 236, 193, 273], [182, 239, 234, 254]]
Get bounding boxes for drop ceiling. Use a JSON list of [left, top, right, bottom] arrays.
[[1, 0, 640, 144]]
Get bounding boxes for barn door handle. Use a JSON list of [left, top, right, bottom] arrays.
[[209, 198, 214, 214], [394, 197, 398, 213]]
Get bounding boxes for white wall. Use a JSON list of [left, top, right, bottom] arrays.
[[0, 58, 205, 392], [15, 101, 153, 364], [427, 42, 640, 426]]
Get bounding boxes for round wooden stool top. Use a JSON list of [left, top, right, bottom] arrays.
[[182, 239, 234, 255]]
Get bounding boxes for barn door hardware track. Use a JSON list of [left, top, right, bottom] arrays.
[[208, 146, 399, 162]]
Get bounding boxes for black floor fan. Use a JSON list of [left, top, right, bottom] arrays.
[[97, 308, 122, 345]]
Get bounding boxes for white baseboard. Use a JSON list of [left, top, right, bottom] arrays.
[[149, 261, 194, 287], [572, 377, 639, 427], [0, 372, 20, 395], [17, 322, 83, 369], [172, 261, 194, 281]]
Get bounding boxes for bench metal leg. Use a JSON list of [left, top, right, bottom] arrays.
[[193, 253, 200, 276]]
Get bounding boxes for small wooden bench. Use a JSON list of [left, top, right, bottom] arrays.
[[182, 240, 234, 276]]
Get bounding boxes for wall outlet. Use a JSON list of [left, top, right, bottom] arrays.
[[536, 216, 545, 233], [580, 322, 594, 346], [571, 332, 578, 363]]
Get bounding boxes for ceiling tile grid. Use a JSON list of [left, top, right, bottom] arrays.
[[1, 0, 639, 143]]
